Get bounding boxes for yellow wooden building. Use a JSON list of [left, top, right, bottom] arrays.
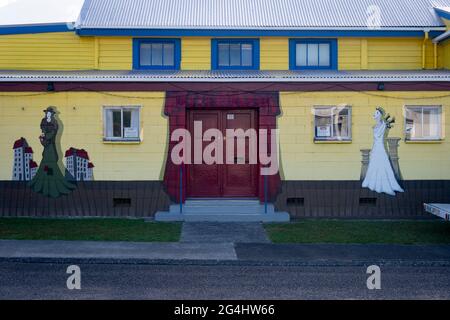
[[0, 0, 449, 220]]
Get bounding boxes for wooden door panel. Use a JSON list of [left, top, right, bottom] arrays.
[[187, 109, 258, 198], [223, 110, 258, 197], [187, 111, 221, 197]]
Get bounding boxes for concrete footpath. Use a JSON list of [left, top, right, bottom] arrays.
[[1, 240, 450, 266]]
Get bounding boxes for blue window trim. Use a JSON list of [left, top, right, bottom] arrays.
[[289, 38, 338, 70], [211, 38, 260, 70], [132, 38, 181, 70]]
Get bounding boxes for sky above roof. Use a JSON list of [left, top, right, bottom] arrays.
[[0, 0, 84, 26]]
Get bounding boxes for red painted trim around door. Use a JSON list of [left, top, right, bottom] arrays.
[[187, 109, 259, 198], [163, 91, 281, 203]]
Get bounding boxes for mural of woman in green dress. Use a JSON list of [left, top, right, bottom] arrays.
[[28, 107, 75, 198]]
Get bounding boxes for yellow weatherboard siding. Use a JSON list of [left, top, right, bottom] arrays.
[[279, 91, 450, 181], [0, 32, 95, 70], [0, 91, 448, 182], [0, 33, 445, 71], [0, 92, 167, 181], [368, 38, 428, 70], [181, 37, 211, 70], [338, 38, 363, 70], [91, 36, 448, 71], [338, 38, 437, 70], [260, 38, 289, 70], [442, 40, 450, 69], [98, 37, 133, 70]]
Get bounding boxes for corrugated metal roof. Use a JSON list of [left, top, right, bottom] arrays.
[[1, 70, 449, 82], [76, 0, 450, 30]]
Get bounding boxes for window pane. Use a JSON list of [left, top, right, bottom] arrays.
[[123, 109, 139, 138], [335, 108, 350, 139], [307, 44, 319, 66], [229, 43, 241, 66], [315, 108, 333, 138], [112, 110, 122, 138], [296, 44, 307, 66], [140, 43, 152, 66], [315, 107, 351, 140], [163, 43, 175, 66], [319, 43, 330, 67], [151, 43, 163, 66], [423, 108, 440, 138], [405, 108, 423, 139], [241, 44, 253, 66], [123, 111, 131, 128], [218, 43, 229, 66]]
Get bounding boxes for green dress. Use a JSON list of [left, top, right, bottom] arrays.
[[29, 117, 75, 198]]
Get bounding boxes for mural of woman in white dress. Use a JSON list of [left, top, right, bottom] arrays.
[[362, 107, 404, 196]]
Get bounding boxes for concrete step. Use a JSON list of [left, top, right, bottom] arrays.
[[156, 199, 290, 222], [155, 211, 290, 222], [169, 199, 275, 215], [185, 199, 261, 206], [169, 204, 275, 214]]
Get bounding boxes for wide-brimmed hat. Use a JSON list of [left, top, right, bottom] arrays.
[[43, 106, 56, 114]]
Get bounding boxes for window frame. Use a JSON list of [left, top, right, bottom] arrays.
[[103, 106, 142, 142], [404, 105, 443, 141], [289, 39, 338, 70], [211, 38, 260, 70], [132, 38, 181, 70], [313, 105, 352, 142]]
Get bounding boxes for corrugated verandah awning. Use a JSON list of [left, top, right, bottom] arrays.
[[1, 70, 450, 83]]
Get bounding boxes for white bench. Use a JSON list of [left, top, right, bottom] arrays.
[[424, 203, 450, 221]]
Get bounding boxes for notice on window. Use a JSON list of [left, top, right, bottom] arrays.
[[317, 126, 331, 137], [124, 128, 138, 138]]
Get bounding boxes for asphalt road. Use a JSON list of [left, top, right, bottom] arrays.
[[0, 262, 449, 300]]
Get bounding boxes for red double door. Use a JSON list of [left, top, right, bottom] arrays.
[[187, 109, 259, 198]]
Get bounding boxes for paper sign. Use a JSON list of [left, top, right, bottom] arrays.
[[124, 127, 138, 138], [317, 126, 331, 137]]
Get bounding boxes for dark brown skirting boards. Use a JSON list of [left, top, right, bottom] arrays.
[[0, 181, 170, 218], [275, 180, 450, 219], [0, 180, 448, 219]]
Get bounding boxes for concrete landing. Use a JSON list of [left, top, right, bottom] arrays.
[[155, 199, 290, 222], [181, 223, 271, 243]]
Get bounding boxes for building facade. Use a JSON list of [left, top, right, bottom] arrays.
[[65, 148, 94, 181], [0, 0, 450, 218]]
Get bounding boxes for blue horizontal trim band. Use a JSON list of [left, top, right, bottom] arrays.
[[76, 28, 444, 38], [0, 23, 73, 35]]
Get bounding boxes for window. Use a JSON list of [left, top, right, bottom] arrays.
[[133, 39, 181, 70], [289, 39, 337, 70], [404, 106, 443, 141], [212, 39, 259, 70], [104, 107, 141, 141], [313, 106, 352, 141]]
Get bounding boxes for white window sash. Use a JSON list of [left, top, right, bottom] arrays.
[[405, 106, 442, 140], [313, 106, 352, 141], [104, 106, 141, 141]]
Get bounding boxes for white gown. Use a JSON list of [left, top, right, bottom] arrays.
[[362, 122, 404, 196]]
